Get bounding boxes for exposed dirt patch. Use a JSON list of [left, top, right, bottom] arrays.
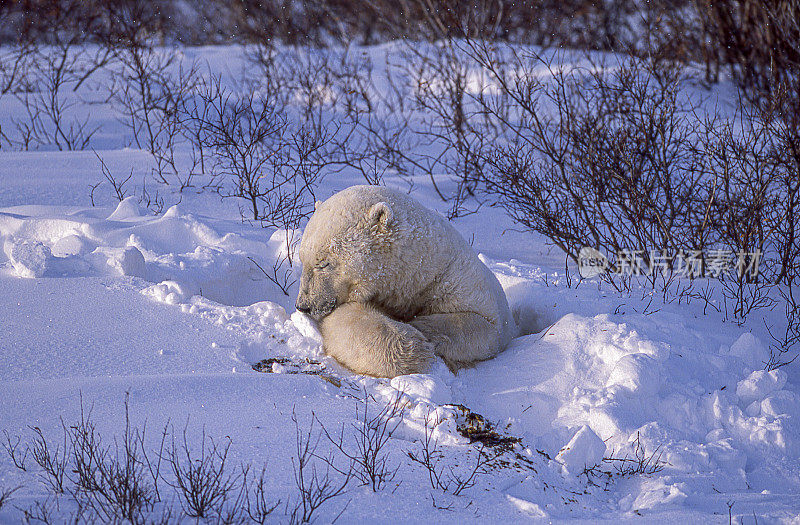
[[447, 404, 522, 451], [252, 357, 341, 387]]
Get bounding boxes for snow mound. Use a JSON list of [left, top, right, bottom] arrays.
[[451, 307, 800, 512], [3, 238, 52, 278], [737, 369, 788, 406], [725, 332, 771, 370], [51, 234, 94, 257], [605, 352, 661, 396], [391, 373, 451, 406], [107, 196, 143, 221], [506, 495, 548, 518], [555, 425, 606, 475], [110, 246, 147, 278], [625, 479, 689, 511], [291, 311, 323, 344], [141, 280, 195, 305], [0, 204, 298, 306]]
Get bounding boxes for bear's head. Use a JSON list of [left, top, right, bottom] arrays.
[[295, 198, 397, 320]]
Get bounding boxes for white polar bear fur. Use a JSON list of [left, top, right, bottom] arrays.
[[296, 185, 517, 377]]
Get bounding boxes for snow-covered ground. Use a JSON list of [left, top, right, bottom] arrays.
[[1, 44, 799, 524]]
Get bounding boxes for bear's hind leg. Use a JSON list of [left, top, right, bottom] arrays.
[[319, 303, 434, 377], [409, 312, 500, 371]]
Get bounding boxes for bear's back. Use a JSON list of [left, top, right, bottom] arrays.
[[320, 185, 470, 252]]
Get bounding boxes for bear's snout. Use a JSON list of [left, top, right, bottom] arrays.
[[295, 292, 337, 320], [295, 301, 311, 314]]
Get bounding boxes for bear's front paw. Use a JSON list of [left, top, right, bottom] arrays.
[[320, 302, 434, 377]]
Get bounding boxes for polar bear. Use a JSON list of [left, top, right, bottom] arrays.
[[295, 185, 517, 377]]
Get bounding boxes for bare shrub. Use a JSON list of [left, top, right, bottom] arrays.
[[604, 432, 667, 476], [0, 41, 33, 147], [4, 394, 284, 523], [317, 391, 405, 492], [0, 45, 31, 97], [698, 81, 800, 340], [248, 250, 298, 298], [767, 289, 800, 370], [248, 33, 487, 199], [318, 42, 476, 198], [697, 107, 780, 322], [405, 39, 506, 216], [137, 176, 166, 215], [760, 84, 800, 367], [626, 0, 706, 70], [178, 79, 218, 189], [698, 0, 800, 105], [12, 45, 102, 150], [211, 0, 331, 46], [327, 48, 374, 116], [164, 427, 245, 519], [195, 76, 321, 225], [6, 0, 113, 151], [29, 425, 69, 494], [2, 429, 29, 471], [93, 151, 132, 203], [102, 0, 200, 188], [289, 411, 352, 524], [695, 6, 800, 354], [407, 411, 496, 495], [107, 47, 200, 188], [461, 38, 800, 343], [245, 466, 281, 524], [0, 485, 21, 511], [257, 45, 401, 188], [331, 66, 422, 187], [18, 497, 57, 524], [406, 413, 448, 491], [448, 444, 496, 496], [695, 0, 800, 330], [469, 43, 716, 268], [89, 159, 166, 215], [191, 71, 335, 296], [2, 0, 713, 59], [0, 47, 29, 146], [66, 396, 163, 523], [195, 0, 508, 46], [321, 0, 535, 44]]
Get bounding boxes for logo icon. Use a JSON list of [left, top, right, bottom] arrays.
[[578, 247, 609, 278]]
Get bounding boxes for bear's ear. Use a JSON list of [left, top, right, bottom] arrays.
[[367, 201, 393, 230], [314, 200, 322, 210]]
